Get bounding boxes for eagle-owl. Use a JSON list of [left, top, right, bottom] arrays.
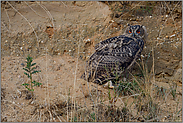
[[81, 24, 148, 85]]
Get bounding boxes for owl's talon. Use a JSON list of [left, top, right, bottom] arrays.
[[103, 81, 115, 89]]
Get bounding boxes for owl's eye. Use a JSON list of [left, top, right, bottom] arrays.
[[129, 30, 132, 33], [136, 30, 140, 34]]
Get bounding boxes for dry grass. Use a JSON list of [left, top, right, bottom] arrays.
[[1, 1, 182, 122]]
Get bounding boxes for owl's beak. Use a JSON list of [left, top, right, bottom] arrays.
[[132, 33, 135, 37]]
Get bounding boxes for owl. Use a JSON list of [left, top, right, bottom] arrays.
[[81, 24, 148, 86]]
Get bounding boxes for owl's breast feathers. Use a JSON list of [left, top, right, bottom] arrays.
[[82, 35, 144, 83]]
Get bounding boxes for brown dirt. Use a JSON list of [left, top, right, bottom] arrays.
[[1, 1, 182, 122]]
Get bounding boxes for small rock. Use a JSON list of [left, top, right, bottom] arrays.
[[21, 63, 25, 66], [25, 93, 32, 100], [170, 34, 176, 38], [18, 75, 21, 78], [68, 59, 75, 63], [84, 39, 91, 43], [30, 100, 34, 104]]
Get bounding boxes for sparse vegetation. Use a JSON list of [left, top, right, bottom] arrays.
[[22, 55, 42, 98], [169, 82, 178, 100], [1, 1, 182, 122]]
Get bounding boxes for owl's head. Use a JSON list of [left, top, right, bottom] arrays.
[[124, 24, 148, 41]]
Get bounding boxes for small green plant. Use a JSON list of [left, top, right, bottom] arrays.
[[117, 79, 141, 96], [90, 112, 96, 121], [73, 116, 77, 122], [22, 55, 41, 98], [169, 82, 177, 100], [153, 85, 167, 100]]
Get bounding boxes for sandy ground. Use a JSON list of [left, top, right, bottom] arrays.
[[1, 54, 182, 122], [1, 1, 182, 122]]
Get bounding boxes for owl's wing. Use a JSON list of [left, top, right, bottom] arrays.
[[88, 35, 144, 68], [94, 35, 123, 51]]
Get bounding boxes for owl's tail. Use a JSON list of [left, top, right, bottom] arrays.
[[81, 69, 115, 85]]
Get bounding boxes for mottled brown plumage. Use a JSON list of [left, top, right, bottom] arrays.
[[81, 25, 148, 85]]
